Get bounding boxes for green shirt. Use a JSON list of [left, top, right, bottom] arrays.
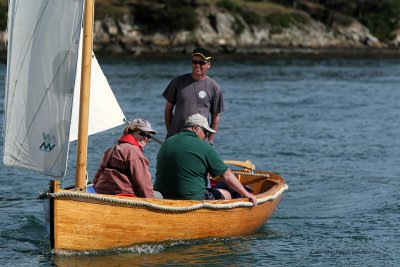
[[154, 130, 227, 200]]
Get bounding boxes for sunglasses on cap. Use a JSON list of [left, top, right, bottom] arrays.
[[139, 132, 151, 139], [192, 59, 208, 66]]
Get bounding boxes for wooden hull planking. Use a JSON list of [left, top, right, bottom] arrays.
[[49, 172, 286, 251]]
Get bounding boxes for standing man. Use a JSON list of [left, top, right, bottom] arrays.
[[162, 47, 224, 144]]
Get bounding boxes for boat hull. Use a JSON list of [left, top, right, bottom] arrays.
[[47, 171, 287, 251]]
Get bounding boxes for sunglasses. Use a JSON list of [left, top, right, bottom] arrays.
[[192, 59, 208, 66], [139, 132, 151, 139], [199, 126, 210, 137]]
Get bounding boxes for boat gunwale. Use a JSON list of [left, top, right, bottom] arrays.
[[47, 173, 287, 212]]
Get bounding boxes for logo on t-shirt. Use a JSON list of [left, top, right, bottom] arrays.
[[199, 91, 207, 99]]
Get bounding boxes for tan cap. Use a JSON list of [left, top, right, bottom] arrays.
[[185, 114, 216, 133], [127, 118, 157, 134]]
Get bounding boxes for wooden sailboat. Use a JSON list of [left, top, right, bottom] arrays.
[[49, 167, 286, 251], [3, 1, 287, 252]]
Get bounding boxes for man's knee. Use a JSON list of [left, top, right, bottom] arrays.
[[217, 189, 232, 200]]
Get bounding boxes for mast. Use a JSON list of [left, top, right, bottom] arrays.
[[75, 0, 94, 190]]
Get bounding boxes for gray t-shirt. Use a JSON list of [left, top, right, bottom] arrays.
[[162, 73, 224, 138]]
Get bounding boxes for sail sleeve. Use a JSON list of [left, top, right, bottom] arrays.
[[3, 1, 84, 177]]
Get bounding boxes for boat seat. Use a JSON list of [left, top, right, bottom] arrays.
[[224, 160, 255, 171]]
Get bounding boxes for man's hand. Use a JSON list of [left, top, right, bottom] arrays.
[[244, 192, 258, 207], [222, 169, 258, 207]]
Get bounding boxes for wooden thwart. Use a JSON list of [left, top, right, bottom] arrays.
[[224, 160, 256, 171]]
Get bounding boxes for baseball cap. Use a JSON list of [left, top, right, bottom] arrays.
[[127, 118, 157, 134], [192, 47, 212, 60], [185, 114, 216, 133]]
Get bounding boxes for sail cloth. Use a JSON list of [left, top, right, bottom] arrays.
[[69, 46, 125, 142], [3, 1, 125, 177], [3, 1, 84, 177]]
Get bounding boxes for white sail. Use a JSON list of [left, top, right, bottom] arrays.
[[3, 1, 84, 177], [69, 44, 125, 142], [3, 1, 125, 177]]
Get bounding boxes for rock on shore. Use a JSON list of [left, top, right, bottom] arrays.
[[2, 5, 400, 56], [91, 6, 399, 55]]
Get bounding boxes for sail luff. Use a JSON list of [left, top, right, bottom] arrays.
[[75, 0, 95, 190]]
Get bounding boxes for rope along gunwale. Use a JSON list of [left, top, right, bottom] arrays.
[[44, 184, 288, 212]]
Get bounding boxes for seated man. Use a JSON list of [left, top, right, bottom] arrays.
[[154, 113, 257, 206]]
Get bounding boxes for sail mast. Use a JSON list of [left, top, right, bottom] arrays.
[[75, 0, 95, 190]]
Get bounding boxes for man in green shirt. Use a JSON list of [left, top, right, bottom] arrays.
[[154, 114, 257, 206]]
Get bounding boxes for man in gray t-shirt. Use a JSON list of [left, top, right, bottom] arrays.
[[162, 47, 224, 144]]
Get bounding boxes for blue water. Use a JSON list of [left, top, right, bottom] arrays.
[[1, 55, 400, 266]]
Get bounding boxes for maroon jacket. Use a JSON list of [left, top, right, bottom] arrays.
[[93, 134, 155, 198]]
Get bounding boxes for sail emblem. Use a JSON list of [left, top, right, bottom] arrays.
[[39, 133, 56, 152]]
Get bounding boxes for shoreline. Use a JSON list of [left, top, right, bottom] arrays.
[[95, 46, 400, 59], [1, 46, 400, 64]]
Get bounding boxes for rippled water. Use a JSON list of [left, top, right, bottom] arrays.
[[1, 55, 399, 266]]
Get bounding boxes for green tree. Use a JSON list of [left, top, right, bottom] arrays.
[[0, 2, 7, 31], [279, 0, 400, 41], [134, 0, 198, 45], [354, 0, 400, 41]]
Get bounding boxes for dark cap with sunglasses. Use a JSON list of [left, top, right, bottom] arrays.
[[192, 47, 212, 60], [127, 118, 157, 134]]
